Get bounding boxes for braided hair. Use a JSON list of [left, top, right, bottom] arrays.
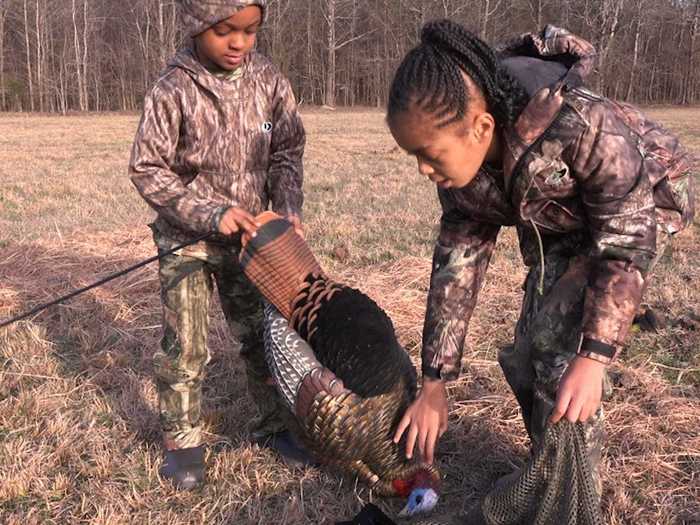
[[388, 19, 528, 129]]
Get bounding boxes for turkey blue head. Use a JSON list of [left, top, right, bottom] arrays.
[[393, 465, 441, 517]]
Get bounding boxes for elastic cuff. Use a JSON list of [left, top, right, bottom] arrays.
[[577, 337, 616, 365], [576, 351, 613, 366], [209, 206, 232, 232], [273, 207, 302, 222], [422, 365, 443, 381]]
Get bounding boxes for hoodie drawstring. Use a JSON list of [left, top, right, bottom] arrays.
[[530, 219, 545, 296]]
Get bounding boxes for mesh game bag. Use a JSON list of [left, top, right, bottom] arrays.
[[479, 420, 604, 525]]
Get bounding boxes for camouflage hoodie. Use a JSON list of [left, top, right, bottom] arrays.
[[422, 26, 696, 381], [180, 0, 267, 38], [129, 39, 305, 246]]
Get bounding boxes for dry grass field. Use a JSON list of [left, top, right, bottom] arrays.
[[1, 107, 699, 524]]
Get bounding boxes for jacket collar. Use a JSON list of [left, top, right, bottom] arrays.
[[502, 84, 566, 195], [167, 44, 252, 98]]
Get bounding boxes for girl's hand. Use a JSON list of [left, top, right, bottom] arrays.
[[393, 378, 448, 464], [218, 207, 260, 236], [287, 215, 305, 239], [550, 356, 605, 424]]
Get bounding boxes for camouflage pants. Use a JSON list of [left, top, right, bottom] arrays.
[[152, 230, 288, 450], [498, 231, 668, 498]]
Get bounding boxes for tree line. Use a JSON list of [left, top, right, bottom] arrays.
[[0, 0, 697, 113]]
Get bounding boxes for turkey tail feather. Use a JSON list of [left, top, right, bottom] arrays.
[[240, 212, 323, 318]]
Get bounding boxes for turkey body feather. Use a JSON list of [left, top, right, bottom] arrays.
[[264, 275, 421, 495], [299, 283, 417, 399], [243, 212, 439, 506]]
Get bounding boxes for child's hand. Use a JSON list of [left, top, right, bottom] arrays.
[[393, 378, 448, 464], [218, 207, 260, 236], [287, 215, 304, 239], [550, 356, 605, 424]]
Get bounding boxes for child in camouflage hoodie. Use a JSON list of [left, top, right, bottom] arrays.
[[129, 0, 307, 489], [387, 20, 695, 521]]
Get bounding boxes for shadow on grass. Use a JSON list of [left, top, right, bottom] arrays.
[[0, 239, 532, 522], [0, 240, 256, 450]]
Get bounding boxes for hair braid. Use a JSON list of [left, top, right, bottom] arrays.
[[388, 19, 528, 128]]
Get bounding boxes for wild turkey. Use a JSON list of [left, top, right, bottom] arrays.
[[239, 212, 441, 517]]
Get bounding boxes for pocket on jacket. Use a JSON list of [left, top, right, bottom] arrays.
[[532, 199, 583, 233], [653, 169, 695, 233], [243, 123, 273, 171]]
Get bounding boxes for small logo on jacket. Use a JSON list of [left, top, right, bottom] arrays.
[[261, 121, 273, 133]]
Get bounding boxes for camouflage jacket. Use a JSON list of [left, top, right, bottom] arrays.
[[129, 45, 305, 247], [422, 26, 696, 381]]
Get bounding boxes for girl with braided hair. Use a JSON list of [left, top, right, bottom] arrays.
[[387, 19, 695, 522]]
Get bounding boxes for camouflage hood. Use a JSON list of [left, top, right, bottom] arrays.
[[164, 43, 256, 94], [497, 24, 596, 96], [180, 0, 267, 38]]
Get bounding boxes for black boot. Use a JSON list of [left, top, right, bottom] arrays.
[[160, 445, 205, 490], [254, 430, 317, 468]]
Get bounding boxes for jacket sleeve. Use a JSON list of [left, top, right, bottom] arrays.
[[566, 100, 658, 364], [129, 83, 224, 234], [267, 74, 305, 219], [421, 189, 500, 381]]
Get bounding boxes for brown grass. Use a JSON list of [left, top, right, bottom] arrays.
[[1, 107, 699, 524]]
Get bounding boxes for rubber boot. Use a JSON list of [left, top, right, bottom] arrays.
[[254, 430, 317, 469], [160, 445, 205, 490]]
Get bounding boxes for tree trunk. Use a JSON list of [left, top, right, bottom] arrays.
[[72, 0, 85, 111], [135, 0, 153, 95], [58, 39, 68, 114], [625, 12, 641, 101], [647, 22, 664, 104], [158, 0, 166, 67], [596, 0, 625, 94], [325, 0, 336, 107], [82, 0, 89, 110], [561, 0, 570, 27], [348, 0, 357, 106], [0, 3, 6, 110], [47, 2, 56, 112], [305, 0, 315, 104], [35, 0, 44, 112], [530, 0, 544, 28], [24, 0, 35, 111], [686, 1, 700, 104], [481, 0, 489, 38]]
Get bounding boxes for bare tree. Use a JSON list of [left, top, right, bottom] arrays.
[[23, 0, 34, 110], [323, 0, 373, 107], [527, 0, 547, 28], [35, 0, 47, 111], [0, 0, 698, 111], [684, 0, 700, 104], [625, 0, 644, 101], [596, 0, 625, 92], [72, 0, 86, 110], [324, 0, 338, 107], [0, 1, 7, 110]]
